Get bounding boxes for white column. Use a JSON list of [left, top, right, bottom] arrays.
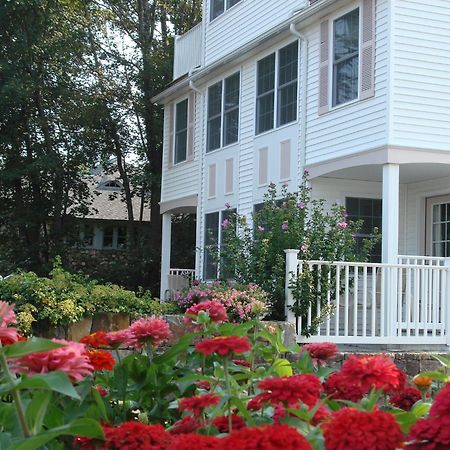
[[194, 206, 201, 280], [444, 258, 450, 347], [160, 213, 172, 301], [382, 163, 400, 264], [285, 249, 300, 333]]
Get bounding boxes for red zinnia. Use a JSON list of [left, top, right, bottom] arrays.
[[222, 424, 313, 450], [129, 316, 171, 349], [406, 415, 450, 450], [104, 421, 170, 449], [170, 416, 202, 435], [323, 371, 366, 402], [302, 342, 338, 363], [254, 374, 322, 407], [105, 329, 132, 348], [80, 332, 108, 348], [429, 383, 450, 418], [195, 336, 251, 357], [169, 433, 221, 449], [390, 387, 422, 411], [339, 354, 405, 394], [87, 349, 115, 371], [179, 393, 221, 415], [323, 407, 404, 450], [212, 414, 246, 433], [184, 301, 228, 328]]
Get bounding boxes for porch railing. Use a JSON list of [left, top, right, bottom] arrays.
[[173, 23, 203, 79], [285, 250, 450, 346]]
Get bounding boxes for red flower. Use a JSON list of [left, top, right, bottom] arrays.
[[87, 349, 115, 371], [324, 372, 366, 402], [232, 359, 251, 368], [80, 332, 108, 348], [105, 329, 132, 348], [247, 397, 264, 411], [73, 436, 97, 450], [0, 301, 19, 345], [429, 383, 450, 418], [195, 336, 251, 357], [311, 406, 331, 426], [129, 316, 171, 349], [179, 393, 221, 415], [390, 387, 422, 411], [323, 407, 404, 450], [302, 342, 338, 363], [212, 414, 246, 433], [254, 374, 322, 407], [339, 354, 405, 394], [222, 425, 313, 449], [170, 416, 202, 435], [184, 301, 228, 328], [406, 415, 450, 450], [1, 334, 26, 346], [195, 380, 211, 391], [169, 433, 221, 449], [95, 385, 108, 397], [105, 422, 170, 449]]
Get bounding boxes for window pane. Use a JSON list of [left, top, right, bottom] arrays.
[[224, 109, 239, 146], [207, 117, 221, 151], [204, 212, 219, 279], [334, 9, 359, 61], [227, 0, 240, 8], [333, 55, 359, 106], [278, 83, 297, 126], [278, 42, 298, 86], [220, 209, 237, 279], [175, 130, 187, 163], [211, 0, 224, 19], [83, 225, 94, 246], [208, 82, 222, 118], [223, 73, 239, 145], [175, 99, 188, 164], [207, 82, 222, 151], [117, 227, 127, 249], [224, 73, 240, 112], [256, 93, 275, 134], [257, 54, 275, 95], [103, 227, 114, 249]]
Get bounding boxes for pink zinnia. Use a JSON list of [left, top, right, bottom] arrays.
[[12, 339, 93, 382], [302, 342, 338, 363], [129, 316, 171, 349], [0, 301, 19, 345], [105, 329, 132, 348], [184, 301, 228, 328], [337, 221, 348, 229]]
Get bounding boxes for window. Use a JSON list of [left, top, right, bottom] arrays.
[[100, 180, 122, 190], [333, 8, 359, 107], [346, 197, 382, 262], [117, 226, 127, 250], [174, 99, 188, 164], [210, 0, 241, 20], [256, 41, 298, 134], [103, 226, 114, 249], [81, 224, 95, 247], [427, 197, 450, 257], [207, 72, 240, 152]]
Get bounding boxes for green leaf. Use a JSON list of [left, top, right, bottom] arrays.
[[154, 333, 194, 364], [92, 387, 109, 422], [272, 358, 293, 377], [3, 338, 64, 359], [433, 354, 450, 368], [17, 372, 80, 399], [411, 400, 431, 418], [26, 391, 51, 435], [10, 418, 104, 450], [420, 370, 449, 382]]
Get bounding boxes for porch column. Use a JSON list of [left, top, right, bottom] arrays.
[[160, 213, 172, 301], [382, 163, 400, 264]]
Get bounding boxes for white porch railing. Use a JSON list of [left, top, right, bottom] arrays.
[[167, 268, 195, 298], [173, 23, 203, 79], [285, 250, 450, 346]]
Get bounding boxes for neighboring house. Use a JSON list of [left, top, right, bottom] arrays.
[[153, 0, 450, 347]]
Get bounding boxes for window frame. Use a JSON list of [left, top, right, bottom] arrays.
[[173, 97, 189, 165], [255, 41, 299, 135], [206, 71, 241, 153], [210, 0, 242, 21], [330, 5, 362, 109]]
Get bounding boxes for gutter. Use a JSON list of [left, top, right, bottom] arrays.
[[152, 0, 339, 104]]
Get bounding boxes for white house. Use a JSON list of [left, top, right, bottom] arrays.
[[153, 0, 450, 347]]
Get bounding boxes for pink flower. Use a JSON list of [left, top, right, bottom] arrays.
[[12, 339, 94, 382], [184, 301, 228, 329], [0, 301, 19, 345], [302, 342, 338, 363], [105, 330, 132, 348], [337, 221, 348, 229], [297, 201, 305, 209], [129, 316, 171, 349], [301, 243, 309, 253], [222, 219, 230, 228], [258, 226, 265, 232], [281, 222, 289, 231]]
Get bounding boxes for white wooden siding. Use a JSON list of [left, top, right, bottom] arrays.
[[390, 0, 450, 150], [305, 0, 390, 166]]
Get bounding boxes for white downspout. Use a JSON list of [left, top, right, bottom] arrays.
[[289, 23, 309, 177]]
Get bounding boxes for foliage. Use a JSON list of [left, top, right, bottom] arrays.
[[0, 300, 447, 449], [172, 281, 271, 322], [220, 174, 378, 323], [0, 259, 171, 333]]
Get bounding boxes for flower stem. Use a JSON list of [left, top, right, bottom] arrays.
[[0, 346, 31, 437], [223, 358, 233, 433]]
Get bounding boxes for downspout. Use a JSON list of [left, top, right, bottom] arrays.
[[289, 23, 309, 177], [189, 68, 202, 94]]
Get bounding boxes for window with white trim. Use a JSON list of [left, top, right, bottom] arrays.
[[256, 41, 299, 134], [332, 8, 360, 107], [207, 72, 240, 152], [174, 99, 188, 164], [210, 0, 241, 21]]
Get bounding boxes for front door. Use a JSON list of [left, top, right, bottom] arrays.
[[426, 195, 450, 257]]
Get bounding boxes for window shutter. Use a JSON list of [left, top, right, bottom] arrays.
[[167, 103, 174, 168], [318, 19, 330, 115], [187, 92, 195, 161], [360, 0, 376, 100]]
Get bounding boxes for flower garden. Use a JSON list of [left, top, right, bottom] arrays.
[[1, 296, 450, 450]]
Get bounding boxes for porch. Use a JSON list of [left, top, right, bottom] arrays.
[[285, 251, 450, 348]]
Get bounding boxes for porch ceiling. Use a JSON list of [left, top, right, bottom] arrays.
[[321, 163, 450, 184]]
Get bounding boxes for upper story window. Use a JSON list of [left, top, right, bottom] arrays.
[[256, 41, 299, 135], [210, 0, 241, 21], [207, 72, 240, 152], [174, 99, 188, 164], [333, 8, 360, 107]]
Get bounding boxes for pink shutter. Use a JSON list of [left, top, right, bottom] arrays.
[[280, 140, 291, 180], [225, 158, 234, 194], [187, 92, 195, 161], [167, 103, 174, 168], [360, 0, 376, 100], [258, 147, 268, 185], [318, 19, 330, 115], [208, 164, 216, 198]]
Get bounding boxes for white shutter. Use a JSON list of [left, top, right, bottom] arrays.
[[187, 92, 195, 161], [360, 0, 376, 100], [167, 103, 174, 168], [318, 19, 330, 115], [225, 158, 234, 194]]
